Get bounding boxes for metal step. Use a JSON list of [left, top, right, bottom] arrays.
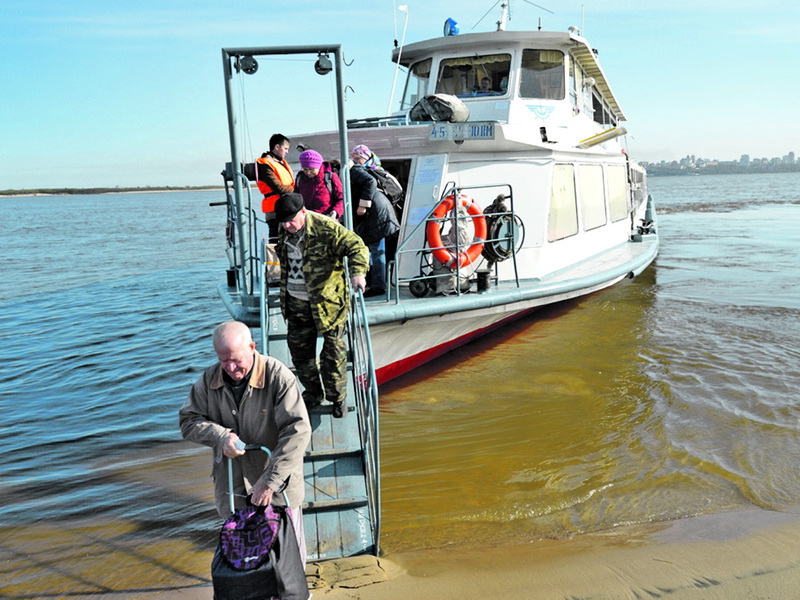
[[304, 403, 355, 416], [305, 447, 361, 460], [302, 496, 369, 512]]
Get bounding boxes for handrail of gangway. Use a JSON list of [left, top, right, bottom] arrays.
[[222, 165, 265, 296], [346, 287, 381, 555], [259, 237, 268, 355]]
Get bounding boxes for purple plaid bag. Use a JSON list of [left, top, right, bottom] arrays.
[[219, 503, 282, 571]]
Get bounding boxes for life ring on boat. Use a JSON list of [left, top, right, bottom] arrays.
[[425, 194, 487, 269]]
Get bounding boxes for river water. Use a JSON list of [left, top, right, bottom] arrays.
[[1, 173, 799, 595]]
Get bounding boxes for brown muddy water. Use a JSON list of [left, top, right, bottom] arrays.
[[1, 174, 799, 596]]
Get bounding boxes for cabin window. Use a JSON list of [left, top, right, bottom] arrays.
[[569, 56, 593, 116], [578, 164, 607, 230], [435, 53, 511, 97], [399, 58, 432, 111], [548, 164, 578, 242], [592, 93, 605, 125], [608, 165, 629, 222], [520, 50, 564, 100], [592, 92, 617, 128]]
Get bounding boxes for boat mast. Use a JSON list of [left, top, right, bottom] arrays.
[[387, 4, 409, 116], [497, 0, 508, 31]]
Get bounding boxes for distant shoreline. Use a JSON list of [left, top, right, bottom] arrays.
[[644, 164, 800, 177], [0, 186, 223, 198], [6, 165, 800, 195]]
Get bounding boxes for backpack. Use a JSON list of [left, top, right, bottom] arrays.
[[367, 167, 404, 205], [219, 503, 281, 571], [323, 171, 333, 196]]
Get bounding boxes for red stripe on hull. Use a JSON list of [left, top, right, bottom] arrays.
[[375, 306, 536, 385]]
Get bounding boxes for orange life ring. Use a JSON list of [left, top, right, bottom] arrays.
[[425, 194, 487, 269]]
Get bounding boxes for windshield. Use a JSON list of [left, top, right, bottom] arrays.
[[399, 58, 432, 112], [519, 50, 564, 100], [435, 53, 511, 98]]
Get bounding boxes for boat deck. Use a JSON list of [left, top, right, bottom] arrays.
[[221, 234, 658, 329], [365, 234, 659, 324]]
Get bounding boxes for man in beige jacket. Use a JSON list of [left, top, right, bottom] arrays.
[[179, 321, 311, 558]]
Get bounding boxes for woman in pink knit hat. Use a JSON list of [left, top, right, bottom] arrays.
[[294, 149, 344, 221]]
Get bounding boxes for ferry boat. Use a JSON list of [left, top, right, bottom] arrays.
[[218, 4, 658, 386]]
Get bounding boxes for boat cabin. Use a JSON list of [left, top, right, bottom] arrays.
[[390, 29, 625, 147]]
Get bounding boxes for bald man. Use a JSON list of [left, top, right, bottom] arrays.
[[179, 321, 311, 559]]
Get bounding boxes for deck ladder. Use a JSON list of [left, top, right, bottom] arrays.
[[258, 248, 381, 560]]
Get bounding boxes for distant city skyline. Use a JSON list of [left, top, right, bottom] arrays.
[[644, 150, 797, 167], [643, 149, 799, 175]]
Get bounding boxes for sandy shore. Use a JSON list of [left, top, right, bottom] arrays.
[[135, 507, 800, 600], [6, 451, 797, 599]]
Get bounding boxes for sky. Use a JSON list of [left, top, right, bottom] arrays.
[[2, 0, 799, 189]]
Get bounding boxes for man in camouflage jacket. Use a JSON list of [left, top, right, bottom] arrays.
[[274, 193, 369, 418]]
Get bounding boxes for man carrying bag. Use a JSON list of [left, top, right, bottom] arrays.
[[179, 321, 311, 599]]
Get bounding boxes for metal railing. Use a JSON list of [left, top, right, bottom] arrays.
[[346, 288, 381, 555], [222, 166, 264, 296], [389, 183, 524, 300]]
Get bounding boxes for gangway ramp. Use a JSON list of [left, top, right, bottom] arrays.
[[259, 283, 380, 560]]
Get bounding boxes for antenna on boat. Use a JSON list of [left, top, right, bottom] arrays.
[[581, 4, 585, 34], [386, 4, 409, 116], [521, 0, 554, 15], [392, 0, 399, 47], [475, 0, 553, 31]]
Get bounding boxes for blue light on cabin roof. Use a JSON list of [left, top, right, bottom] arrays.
[[443, 18, 459, 37]]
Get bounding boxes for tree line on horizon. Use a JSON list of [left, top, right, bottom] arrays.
[[0, 185, 221, 196]]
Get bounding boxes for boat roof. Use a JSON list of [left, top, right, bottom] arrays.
[[393, 29, 626, 121]]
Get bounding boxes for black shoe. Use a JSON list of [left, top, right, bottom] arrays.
[[364, 288, 385, 298], [332, 403, 345, 419], [303, 394, 323, 410]]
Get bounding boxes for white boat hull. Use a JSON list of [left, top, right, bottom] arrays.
[[364, 233, 657, 383]]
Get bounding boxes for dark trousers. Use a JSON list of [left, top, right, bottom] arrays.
[[267, 217, 279, 243], [285, 294, 347, 405]]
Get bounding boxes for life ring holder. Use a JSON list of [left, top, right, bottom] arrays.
[[425, 194, 487, 269]]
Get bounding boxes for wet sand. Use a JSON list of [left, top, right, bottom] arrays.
[[7, 446, 799, 599], [6, 448, 799, 598], [328, 509, 800, 600], [142, 508, 800, 600]]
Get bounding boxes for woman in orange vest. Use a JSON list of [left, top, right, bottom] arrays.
[[256, 133, 295, 240]]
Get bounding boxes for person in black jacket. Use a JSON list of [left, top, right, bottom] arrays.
[[350, 145, 400, 297]]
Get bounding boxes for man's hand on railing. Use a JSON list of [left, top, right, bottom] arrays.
[[351, 275, 367, 294]]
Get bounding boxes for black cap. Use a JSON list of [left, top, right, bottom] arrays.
[[274, 193, 304, 222]]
